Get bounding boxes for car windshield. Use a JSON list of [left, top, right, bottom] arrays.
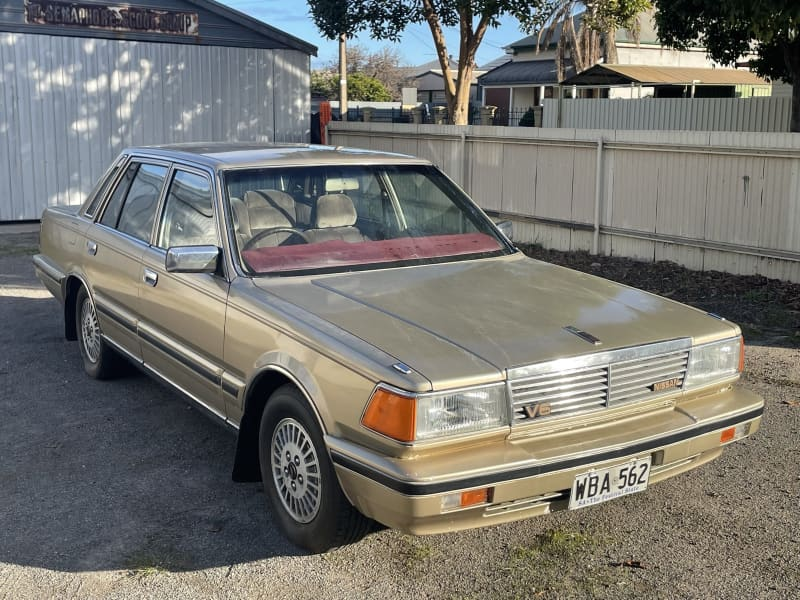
[[224, 164, 512, 275]]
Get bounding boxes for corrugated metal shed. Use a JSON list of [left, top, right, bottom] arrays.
[[563, 64, 767, 86], [0, 0, 316, 221]]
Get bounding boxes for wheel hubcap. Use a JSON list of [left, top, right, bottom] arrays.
[[80, 298, 101, 364], [271, 418, 321, 523]]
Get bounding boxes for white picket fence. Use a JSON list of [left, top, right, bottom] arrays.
[[328, 122, 800, 283]]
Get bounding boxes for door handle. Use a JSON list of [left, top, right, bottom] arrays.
[[143, 269, 158, 287], [86, 240, 97, 256]]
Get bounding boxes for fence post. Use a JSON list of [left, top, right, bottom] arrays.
[[592, 137, 604, 255]]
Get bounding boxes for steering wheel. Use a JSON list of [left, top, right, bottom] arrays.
[[243, 227, 310, 250]]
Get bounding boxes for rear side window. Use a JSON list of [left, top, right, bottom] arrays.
[[99, 162, 168, 242], [84, 163, 122, 218], [99, 163, 137, 229]]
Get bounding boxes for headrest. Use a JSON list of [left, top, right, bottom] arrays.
[[245, 190, 294, 230], [315, 194, 357, 228], [245, 189, 295, 216]]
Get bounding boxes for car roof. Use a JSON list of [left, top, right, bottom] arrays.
[[124, 143, 431, 170]]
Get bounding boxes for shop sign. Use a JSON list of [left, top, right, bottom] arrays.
[[24, 1, 199, 36]]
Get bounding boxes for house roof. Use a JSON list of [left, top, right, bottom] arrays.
[[413, 69, 486, 89], [478, 60, 574, 86], [506, 15, 579, 52], [0, 0, 317, 54], [562, 64, 768, 86], [480, 55, 512, 70], [411, 57, 459, 76]]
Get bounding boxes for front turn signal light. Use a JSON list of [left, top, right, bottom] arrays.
[[362, 388, 416, 443]]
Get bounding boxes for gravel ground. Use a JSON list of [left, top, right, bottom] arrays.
[[1, 231, 798, 600]]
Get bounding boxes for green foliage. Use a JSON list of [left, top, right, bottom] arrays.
[[311, 71, 392, 101], [655, 0, 800, 130], [655, 0, 800, 82], [308, 1, 554, 42], [348, 72, 393, 101], [307, 1, 653, 123]]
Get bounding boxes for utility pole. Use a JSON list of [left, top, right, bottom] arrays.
[[339, 32, 348, 121]]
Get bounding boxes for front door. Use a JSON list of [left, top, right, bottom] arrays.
[[138, 167, 229, 419]]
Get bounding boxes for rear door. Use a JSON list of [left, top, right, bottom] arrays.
[[85, 159, 170, 360], [138, 165, 229, 419]]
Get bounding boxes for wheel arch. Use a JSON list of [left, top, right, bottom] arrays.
[[63, 274, 90, 341], [232, 364, 327, 483]]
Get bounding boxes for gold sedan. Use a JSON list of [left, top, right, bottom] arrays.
[[35, 144, 763, 552]]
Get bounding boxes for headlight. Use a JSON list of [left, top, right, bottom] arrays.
[[362, 383, 508, 443], [684, 336, 743, 389]]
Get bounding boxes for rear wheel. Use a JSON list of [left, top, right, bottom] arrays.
[[258, 384, 371, 552], [75, 286, 120, 379]]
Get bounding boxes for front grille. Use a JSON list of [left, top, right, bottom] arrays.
[[509, 339, 691, 424]]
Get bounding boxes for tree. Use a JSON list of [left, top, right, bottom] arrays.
[[309, 1, 554, 125], [654, 0, 800, 132], [311, 71, 393, 101], [322, 44, 408, 100], [532, 1, 651, 82]]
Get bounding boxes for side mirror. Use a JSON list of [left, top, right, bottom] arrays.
[[165, 246, 220, 273], [495, 220, 513, 242]]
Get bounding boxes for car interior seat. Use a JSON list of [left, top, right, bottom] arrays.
[[305, 194, 366, 243], [242, 189, 299, 247]]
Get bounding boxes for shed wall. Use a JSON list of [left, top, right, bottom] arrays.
[[0, 32, 310, 220]]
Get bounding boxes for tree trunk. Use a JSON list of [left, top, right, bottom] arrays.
[[449, 66, 474, 125], [785, 39, 800, 132], [604, 27, 618, 64], [339, 33, 348, 122]]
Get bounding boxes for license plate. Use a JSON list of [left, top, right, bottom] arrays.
[[568, 457, 651, 510]]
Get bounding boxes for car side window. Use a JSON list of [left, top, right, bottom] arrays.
[[116, 164, 169, 242], [157, 170, 217, 248], [84, 164, 121, 218], [99, 163, 137, 229]]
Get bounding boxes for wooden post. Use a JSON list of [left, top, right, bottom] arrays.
[[339, 33, 348, 122]]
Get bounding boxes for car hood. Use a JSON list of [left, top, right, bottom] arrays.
[[255, 253, 738, 388]]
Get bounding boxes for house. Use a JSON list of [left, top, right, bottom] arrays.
[[562, 64, 770, 99], [477, 9, 765, 123], [477, 18, 577, 125], [410, 57, 486, 106]]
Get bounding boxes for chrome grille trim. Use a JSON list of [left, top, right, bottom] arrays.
[[509, 339, 692, 424]]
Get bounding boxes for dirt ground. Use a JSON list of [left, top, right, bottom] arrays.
[[519, 244, 800, 350], [1, 231, 798, 599]]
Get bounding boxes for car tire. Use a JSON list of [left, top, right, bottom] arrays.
[[75, 286, 120, 379], [258, 384, 372, 553]]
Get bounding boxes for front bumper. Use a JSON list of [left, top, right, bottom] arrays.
[[328, 385, 763, 534]]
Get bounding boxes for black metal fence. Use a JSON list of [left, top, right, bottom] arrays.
[[326, 105, 542, 127]]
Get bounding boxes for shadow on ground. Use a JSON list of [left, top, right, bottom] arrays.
[[0, 282, 303, 573]]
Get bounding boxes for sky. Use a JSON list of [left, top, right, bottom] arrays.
[[218, 1, 530, 69]]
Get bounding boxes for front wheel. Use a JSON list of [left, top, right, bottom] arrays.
[[258, 385, 371, 552], [75, 286, 120, 379]]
